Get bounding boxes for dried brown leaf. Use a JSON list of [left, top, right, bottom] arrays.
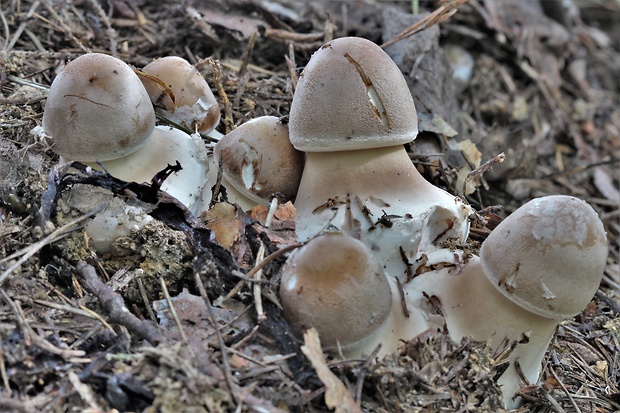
[[301, 328, 362, 413]]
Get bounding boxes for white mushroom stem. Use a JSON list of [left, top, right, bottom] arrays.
[[294, 146, 473, 281], [86, 203, 153, 253], [58, 184, 154, 254], [412, 256, 558, 408], [74, 126, 210, 215], [344, 275, 431, 359]]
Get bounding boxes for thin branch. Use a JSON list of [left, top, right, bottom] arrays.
[[220, 243, 302, 305], [0, 290, 87, 361], [5, 0, 40, 51], [252, 197, 280, 322], [381, 0, 468, 49], [461, 152, 505, 195], [76, 261, 160, 345], [158, 276, 189, 345], [194, 270, 239, 405]]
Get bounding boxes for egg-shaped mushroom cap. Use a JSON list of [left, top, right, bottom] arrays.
[[280, 230, 392, 350], [141, 56, 220, 134], [214, 116, 304, 204], [480, 195, 607, 319], [289, 37, 418, 152], [42, 53, 155, 161]]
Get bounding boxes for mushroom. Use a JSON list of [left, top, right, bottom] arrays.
[[206, 116, 304, 210], [413, 195, 608, 408], [140, 56, 221, 138], [36, 53, 210, 214], [280, 230, 429, 358], [289, 37, 473, 280], [40, 53, 155, 161]]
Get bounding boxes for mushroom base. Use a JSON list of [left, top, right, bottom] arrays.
[[294, 146, 473, 280]]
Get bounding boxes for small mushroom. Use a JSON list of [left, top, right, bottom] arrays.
[[141, 56, 221, 138], [209, 116, 304, 210], [289, 37, 473, 280], [280, 230, 428, 358], [40, 53, 155, 161], [414, 195, 608, 408]]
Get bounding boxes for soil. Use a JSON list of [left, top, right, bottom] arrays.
[[1, 1, 619, 412]]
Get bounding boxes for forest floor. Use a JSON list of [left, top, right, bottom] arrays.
[[0, 1, 619, 412]]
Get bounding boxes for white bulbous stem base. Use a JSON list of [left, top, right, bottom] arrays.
[[412, 256, 559, 409], [294, 146, 473, 280], [341, 276, 432, 359]]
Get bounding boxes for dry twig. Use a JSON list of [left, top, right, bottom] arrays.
[[76, 261, 160, 345], [381, 0, 469, 49]]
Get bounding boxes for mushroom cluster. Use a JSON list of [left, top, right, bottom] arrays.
[[34, 53, 224, 255], [35, 40, 609, 410], [36, 53, 215, 216], [277, 37, 609, 409]]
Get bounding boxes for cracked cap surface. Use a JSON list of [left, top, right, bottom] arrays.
[[289, 37, 418, 152]]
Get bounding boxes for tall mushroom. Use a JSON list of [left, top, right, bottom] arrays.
[[413, 195, 608, 408], [288, 37, 473, 280]]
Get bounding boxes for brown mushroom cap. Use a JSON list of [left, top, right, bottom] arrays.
[[214, 116, 304, 205], [289, 37, 418, 152], [280, 230, 392, 350], [141, 56, 220, 134], [480, 195, 608, 319], [42, 53, 155, 161]]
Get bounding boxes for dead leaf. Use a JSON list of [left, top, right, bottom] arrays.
[[455, 139, 482, 195], [199, 8, 268, 40], [204, 202, 245, 249], [250, 201, 298, 246], [593, 167, 620, 204], [301, 328, 361, 413]]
